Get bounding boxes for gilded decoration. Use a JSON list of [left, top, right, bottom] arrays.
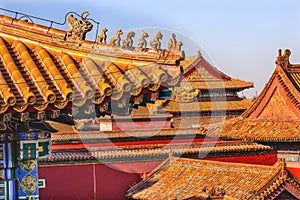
[[0, 169, 3, 180], [20, 160, 37, 173], [20, 131, 38, 140], [38, 132, 51, 139], [67, 11, 93, 40], [174, 87, 199, 102], [20, 174, 38, 195], [186, 67, 216, 81], [0, 122, 6, 131]]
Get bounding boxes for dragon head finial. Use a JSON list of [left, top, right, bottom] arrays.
[[80, 11, 90, 22]]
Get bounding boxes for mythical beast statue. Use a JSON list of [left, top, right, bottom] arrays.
[[67, 11, 93, 40]]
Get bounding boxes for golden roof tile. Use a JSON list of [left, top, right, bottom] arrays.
[[180, 52, 253, 91], [165, 99, 253, 113], [42, 140, 275, 164], [51, 127, 203, 142], [0, 69, 15, 106], [0, 13, 185, 115], [126, 157, 300, 200], [35, 46, 73, 101], [13, 40, 56, 103], [81, 57, 112, 101], [242, 49, 300, 118], [205, 50, 300, 142], [207, 118, 300, 142], [0, 37, 35, 106]]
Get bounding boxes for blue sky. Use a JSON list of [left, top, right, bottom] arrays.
[[1, 0, 300, 97]]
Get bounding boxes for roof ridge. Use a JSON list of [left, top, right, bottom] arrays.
[[0, 12, 185, 63], [241, 67, 278, 118], [276, 62, 300, 110], [255, 159, 286, 198], [174, 156, 277, 170], [241, 50, 300, 118], [181, 52, 253, 90]]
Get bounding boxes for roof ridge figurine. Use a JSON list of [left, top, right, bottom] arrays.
[[67, 11, 93, 41], [109, 29, 123, 46], [168, 33, 183, 51], [137, 31, 149, 49], [150, 31, 163, 50], [122, 31, 135, 49], [97, 27, 108, 44]]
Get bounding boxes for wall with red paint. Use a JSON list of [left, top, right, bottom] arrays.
[[39, 165, 95, 200], [39, 163, 142, 200]]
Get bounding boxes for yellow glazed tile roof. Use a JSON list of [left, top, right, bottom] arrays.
[[126, 157, 300, 200], [0, 14, 183, 115]]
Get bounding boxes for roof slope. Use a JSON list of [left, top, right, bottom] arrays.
[[164, 98, 253, 113], [242, 49, 300, 118], [0, 13, 183, 116], [180, 52, 253, 91], [207, 118, 300, 142], [126, 157, 300, 200], [40, 140, 275, 164], [207, 49, 300, 142]]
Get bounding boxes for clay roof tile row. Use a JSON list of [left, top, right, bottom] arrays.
[[50, 128, 204, 142], [207, 118, 300, 142], [0, 33, 181, 114], [41, 141, 274, 163], [126, 157, 299, 200], [0, 13, 185, 115], [165, 99, 253, 113], [181, 55, 254, 90]]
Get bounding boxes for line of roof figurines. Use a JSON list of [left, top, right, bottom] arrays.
[[67, 12, 182, 51], [99, 28, 183, 51]]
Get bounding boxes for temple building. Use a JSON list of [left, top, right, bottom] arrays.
[[0, 9, 183, 199], [207, 49, 300, 161], [125, 51, 300, 200], [0, 8, 255, 199], [159, 52, 253, 128]]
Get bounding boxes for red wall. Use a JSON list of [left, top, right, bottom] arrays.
[[39, 165, 95, 200], [39, 163, 144, 200]]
